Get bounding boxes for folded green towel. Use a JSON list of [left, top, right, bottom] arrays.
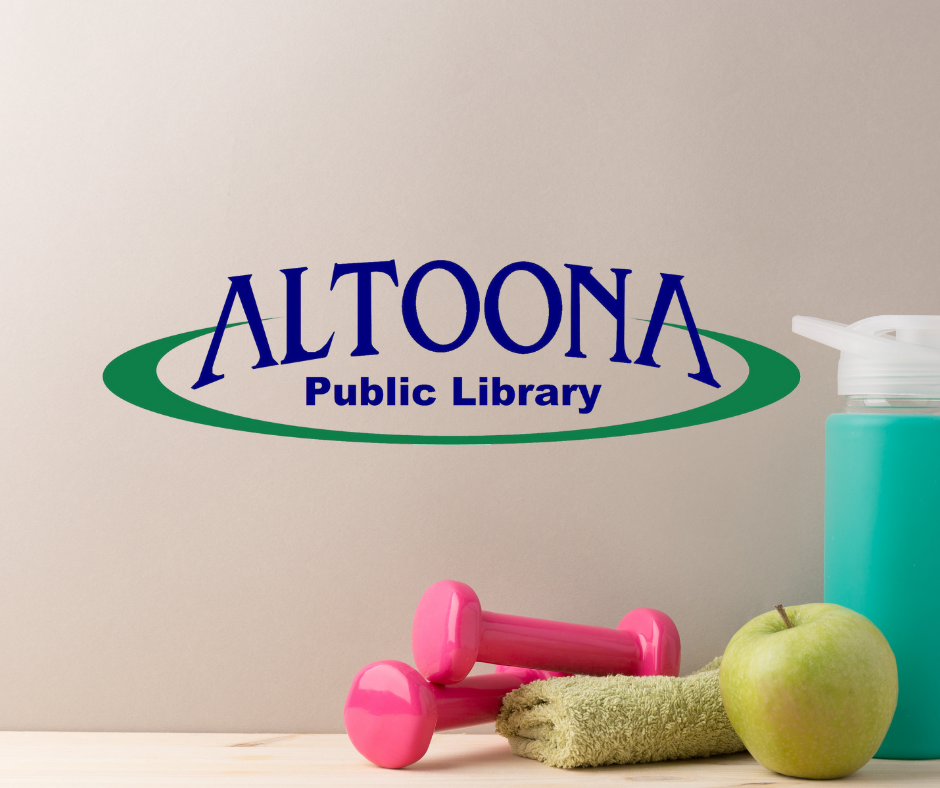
[[495, 657, 745, 769]]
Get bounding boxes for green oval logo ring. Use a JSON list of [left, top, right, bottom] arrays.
[[103, 321, 799, 444]]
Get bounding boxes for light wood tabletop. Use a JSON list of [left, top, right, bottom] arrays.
[[0, 732, 934, 786]]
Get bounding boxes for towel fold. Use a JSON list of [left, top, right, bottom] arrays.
[[495, 657, 745, 769]]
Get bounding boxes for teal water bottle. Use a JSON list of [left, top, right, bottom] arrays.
[[793, 315, 940, 759]]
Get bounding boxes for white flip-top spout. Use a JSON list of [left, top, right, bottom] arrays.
[[793, 315, 940, 396]]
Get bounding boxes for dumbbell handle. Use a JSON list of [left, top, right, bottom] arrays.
[[431, 671, 523, 730], [480, 610, 639, 675], [494, 665, 570, 681]]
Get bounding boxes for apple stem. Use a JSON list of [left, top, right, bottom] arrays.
[[774, 604, 794, 628]]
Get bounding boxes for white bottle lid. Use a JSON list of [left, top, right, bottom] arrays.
[[792, 315, 940, 397]]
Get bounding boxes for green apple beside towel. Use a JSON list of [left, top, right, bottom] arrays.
[[495, 657, 745, 769]]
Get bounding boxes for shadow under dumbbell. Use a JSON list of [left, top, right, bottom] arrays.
[[405, 734, 516, 771]]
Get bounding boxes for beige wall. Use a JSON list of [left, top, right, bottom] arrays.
[[2, 0, 939, 733]]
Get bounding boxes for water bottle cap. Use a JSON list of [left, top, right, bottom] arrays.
[[792, 315, 940, 396]]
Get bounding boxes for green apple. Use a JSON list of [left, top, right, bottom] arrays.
[[720, 603, 897, 780]]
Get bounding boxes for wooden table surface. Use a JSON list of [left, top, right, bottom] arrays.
[[0, 732, 934, 786]]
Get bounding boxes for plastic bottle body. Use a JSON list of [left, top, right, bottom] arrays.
[[825, 397, 940, 759]]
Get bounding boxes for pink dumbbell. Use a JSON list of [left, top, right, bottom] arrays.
[[412, 580, 681, 684], [345, 660, 546, 769]]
